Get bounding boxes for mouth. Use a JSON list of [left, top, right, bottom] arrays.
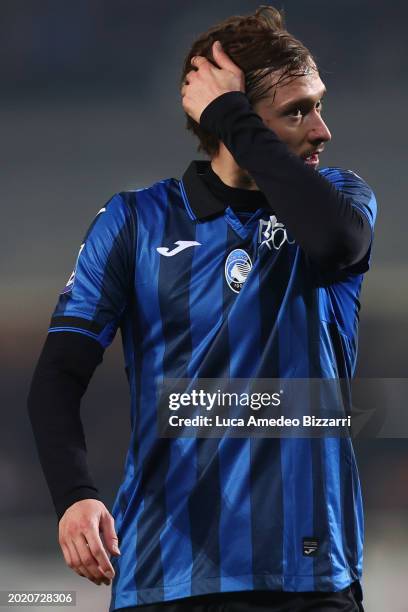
[[302, 149, 323, 168]]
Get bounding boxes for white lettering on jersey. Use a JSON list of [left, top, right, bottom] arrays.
[[259, 215, 295, 250]]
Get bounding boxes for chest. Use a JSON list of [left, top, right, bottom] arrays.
[[136, 210, 299, 315]]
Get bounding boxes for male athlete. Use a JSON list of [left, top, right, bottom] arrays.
[[28, 6, 376, 612]]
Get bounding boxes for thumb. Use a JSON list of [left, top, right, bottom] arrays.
[[100, 512, 121, 556], [212, 40, 240, 75]]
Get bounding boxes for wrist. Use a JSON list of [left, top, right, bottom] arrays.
[[199, 91, 249, 133]]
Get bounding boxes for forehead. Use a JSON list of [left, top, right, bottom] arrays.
[[265, 69, 326, 108]]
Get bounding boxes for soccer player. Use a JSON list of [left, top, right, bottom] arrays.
[[28, 6, 376, 612]]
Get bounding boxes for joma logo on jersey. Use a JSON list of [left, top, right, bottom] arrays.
[[259, 215, 295, 250], [157, 240, 201, 257]]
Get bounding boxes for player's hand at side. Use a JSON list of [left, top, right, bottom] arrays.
[[181, 40, 245, 123], [58, 499, 121, 586]]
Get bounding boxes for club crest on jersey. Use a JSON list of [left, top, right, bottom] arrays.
[[225, 248, 252, 293]]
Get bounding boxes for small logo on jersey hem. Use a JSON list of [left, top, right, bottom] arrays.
[[302, 537, 319, 556], [225, 248, 252, 293], [157, 240, 201, 257]]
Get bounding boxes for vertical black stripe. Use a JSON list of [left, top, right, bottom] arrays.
[[159, 196, 197, 379], [250, 247, 290, 586], [194, 225, 237, 379], [188, 436, 221, 596], [339, 437, 359, 575], [134, 197, 196, 602], [110, 192, 138, 607], [328, 323, 359, 578], [188, 225, 238, 595], [59, 193, 134, 322]]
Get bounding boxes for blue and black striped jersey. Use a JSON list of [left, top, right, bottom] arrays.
[[49, 162, 377, 609]]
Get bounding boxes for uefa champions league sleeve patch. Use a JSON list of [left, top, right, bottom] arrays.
[[225, 248, 252, 293], [61, 243, 85, 294]]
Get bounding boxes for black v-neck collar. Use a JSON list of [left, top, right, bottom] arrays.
[[180, 160, 270, 221]]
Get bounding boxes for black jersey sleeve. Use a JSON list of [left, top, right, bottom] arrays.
[[199, 92, 374, 273], [27, 331, 104, 522]]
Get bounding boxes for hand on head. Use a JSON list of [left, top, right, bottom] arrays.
[[181, 41, 245, 123]]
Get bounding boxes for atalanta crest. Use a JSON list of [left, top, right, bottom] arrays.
[[225, 248, 252, 293]]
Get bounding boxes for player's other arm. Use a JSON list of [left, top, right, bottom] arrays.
[[27, 193, 134, 585], [27, 332, 118, 585]]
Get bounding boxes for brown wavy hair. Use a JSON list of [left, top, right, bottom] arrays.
[[180, 5, 316, 157]]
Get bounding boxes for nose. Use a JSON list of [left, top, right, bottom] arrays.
[[309, 113, 331, 143]]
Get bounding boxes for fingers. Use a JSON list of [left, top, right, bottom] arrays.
[[58, 500, 116, 587], [62, 537, 99, 584], [86, 527, 116, 574], [211, 40, 241, 74], [60, 541, 73, 571], [73, 533, 112, 585], [190, 42, 239, 74], [67, 539, 102, 584], [185, 69, 198, 83], [190, 56, 209, 69], [99, 512, 121, 557], [181, 66, 208, 99]]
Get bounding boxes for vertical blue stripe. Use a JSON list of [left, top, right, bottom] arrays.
[[188, 218, 228, 376], [129, 185, 169, 603], [219, 225, 254, 591], [249, 237, 296, 589], [306, 270, 334, 590], [108, 192, 139, 611], [277, 250, 314, 590], [57, 194, 132, 326], [143, 187, 196, 601], [327, 322, 363, 585], [187, 221, 238, 596]]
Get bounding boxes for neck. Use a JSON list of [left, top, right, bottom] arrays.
[[210, 146, 259, 191]]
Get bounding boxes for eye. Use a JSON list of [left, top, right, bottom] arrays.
[[288, 107, 303, 118]]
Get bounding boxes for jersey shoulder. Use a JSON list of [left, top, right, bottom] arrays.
[[319, 166, 377, 227], [319, 166, 372, 193], [118, 178, 178, 202], [117, 177, 182, 218]]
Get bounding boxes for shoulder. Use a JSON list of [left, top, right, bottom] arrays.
[[118, 178, 178, 207], [319, 166, 377, 225], [116, 177, 184, 223], [319, 166, 373, 195]]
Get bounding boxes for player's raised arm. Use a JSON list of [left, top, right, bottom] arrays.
[[182, 41, 375, 273], [27, 193, 135, 585]]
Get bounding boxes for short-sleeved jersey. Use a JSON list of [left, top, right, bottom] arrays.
[[49, 163, 377, 610]]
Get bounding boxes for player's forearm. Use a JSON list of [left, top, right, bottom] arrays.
[[27, 332, 104, 521], [200, 92, 371, 270]]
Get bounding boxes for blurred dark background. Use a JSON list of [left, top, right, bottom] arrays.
[[1, 1, 407, 610]]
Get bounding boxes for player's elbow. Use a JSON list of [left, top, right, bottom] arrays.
[[336, 218, 372, 271], [308, 225, 371, 272]]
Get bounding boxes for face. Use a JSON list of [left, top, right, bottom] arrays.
[[252, 66, 331, 170]]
